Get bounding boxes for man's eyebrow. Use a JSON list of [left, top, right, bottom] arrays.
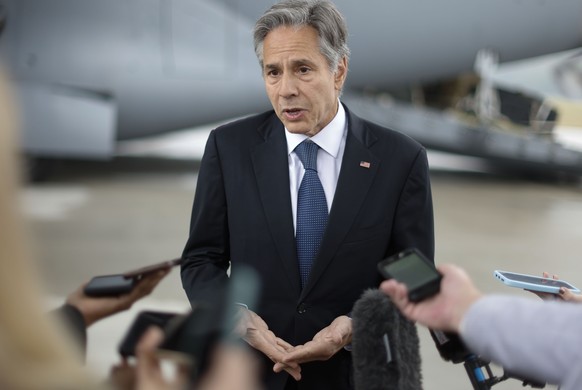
[[291, 58, 316, 67], [264, 59, 317, 70]]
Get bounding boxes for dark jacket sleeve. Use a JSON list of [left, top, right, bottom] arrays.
[[52, 304, 87, 360], [181, 129, 231, 304]]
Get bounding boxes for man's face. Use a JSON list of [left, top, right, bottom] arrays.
[[262, 25, 348, 137]]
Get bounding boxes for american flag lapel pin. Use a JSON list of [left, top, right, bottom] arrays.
[[359, 161, 371, 168]]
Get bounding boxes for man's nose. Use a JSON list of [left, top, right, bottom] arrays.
[[279, 73, 299, 98]]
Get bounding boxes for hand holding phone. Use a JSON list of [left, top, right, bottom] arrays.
[[118, 311, 179, 357], [377, 248, 441, 302], [493, 270, 581, 295], [67, 269, 171, 327]]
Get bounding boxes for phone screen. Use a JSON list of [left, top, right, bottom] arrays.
[[378, 248, 441, 302], [383, 252, 440, 290], [498, 271, 575, 289]]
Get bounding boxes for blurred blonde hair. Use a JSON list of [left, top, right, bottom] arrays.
[[0, 67, 99, 389]]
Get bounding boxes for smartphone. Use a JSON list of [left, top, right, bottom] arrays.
[[158, 304, 221, 372], [83, 257, 182, 297], [157, 265, 261, 382], [118, 311, 179, 357], [84, 274, 136, 297], [377, 248, 441, 302], [493, 270, 581, 294]]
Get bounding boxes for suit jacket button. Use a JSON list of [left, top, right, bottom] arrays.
[[297, 303, 307, 314]]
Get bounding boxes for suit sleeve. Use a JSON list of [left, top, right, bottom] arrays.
[[461, 295, 582, 388], [181, 130, 230, 303], [388, 147, 434, 261]]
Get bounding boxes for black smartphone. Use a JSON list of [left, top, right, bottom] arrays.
[[84, 274, 136, 297], [157, 265, 261, 382], [118, 311, 179, 357], [158, 304, 221, 374], [377, 247, 441, 302], [83, 258, 182, 297]]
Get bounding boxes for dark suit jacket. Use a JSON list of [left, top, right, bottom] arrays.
[[181, 104, 434, 390]]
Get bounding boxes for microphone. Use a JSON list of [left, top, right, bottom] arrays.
[[351, 289, 422, 390]]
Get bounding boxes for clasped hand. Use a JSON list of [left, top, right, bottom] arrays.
[[236, 308, 352, 381]]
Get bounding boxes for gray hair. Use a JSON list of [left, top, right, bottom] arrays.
[[253, 0, 350, 72]]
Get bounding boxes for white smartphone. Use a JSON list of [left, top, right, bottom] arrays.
[[493, 270, 581, 294]]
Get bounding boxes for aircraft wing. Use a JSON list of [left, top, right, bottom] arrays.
[[342, 93, 582, 176]]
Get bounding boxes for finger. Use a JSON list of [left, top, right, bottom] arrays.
[[282, 346, 315, 364], [559, 287, 576, 301], [135, 326, 164, 364], [380, 280, 408, 306], [135, 270, 169, 293], [127, 270, 169, 303], [379, 279, 400, 295], [273, 362, 302, 381], [273, 361, 300, 372]]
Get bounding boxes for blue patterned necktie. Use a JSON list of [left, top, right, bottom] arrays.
[[295, 140, 328, 287]]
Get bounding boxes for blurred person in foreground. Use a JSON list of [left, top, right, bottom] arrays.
[[380, 263, 582, 390], [180, 0, 434, 388], [0, 63, 99, 389], [0, 67, 260, 390]]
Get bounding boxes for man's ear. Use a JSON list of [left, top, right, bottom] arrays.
[[334, 56, 348, 91]]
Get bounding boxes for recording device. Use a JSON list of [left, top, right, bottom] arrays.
[[118, 311, 179, 357], [351, 289, 422, 390], [83, 258, 182, 297], [157, 303, 222, 379], [157, 265, 261, 384], [377, 247, 441, 302], [494, 270, 580, 294], [375, 249, 545, 389]]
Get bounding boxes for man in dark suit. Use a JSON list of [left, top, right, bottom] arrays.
[[181, 1, 434, 389]]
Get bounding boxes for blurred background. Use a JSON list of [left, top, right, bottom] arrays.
[[2, 0, 582, 389]]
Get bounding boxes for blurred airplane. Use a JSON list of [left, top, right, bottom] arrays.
[[0, 0, 581, 175]]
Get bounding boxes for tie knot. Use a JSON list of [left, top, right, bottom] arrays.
[[295, 140, 319, 170]]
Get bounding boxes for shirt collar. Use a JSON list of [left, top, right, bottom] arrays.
[[285, 100, 346, 158]]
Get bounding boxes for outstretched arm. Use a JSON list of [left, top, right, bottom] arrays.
[[66, 269, 170, 328]]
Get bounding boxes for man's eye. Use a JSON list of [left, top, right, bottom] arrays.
[[267, 70, 279, 77], [298, 67, 310, 74]]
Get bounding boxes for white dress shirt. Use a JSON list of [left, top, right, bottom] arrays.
[[285, 102, 347, 233]]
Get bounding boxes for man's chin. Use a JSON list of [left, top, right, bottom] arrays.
[[284, 124, 312, 135]]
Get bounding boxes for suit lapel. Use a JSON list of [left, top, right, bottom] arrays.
[[300, 109, 380, 300], [251, 116, 302, 296]]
